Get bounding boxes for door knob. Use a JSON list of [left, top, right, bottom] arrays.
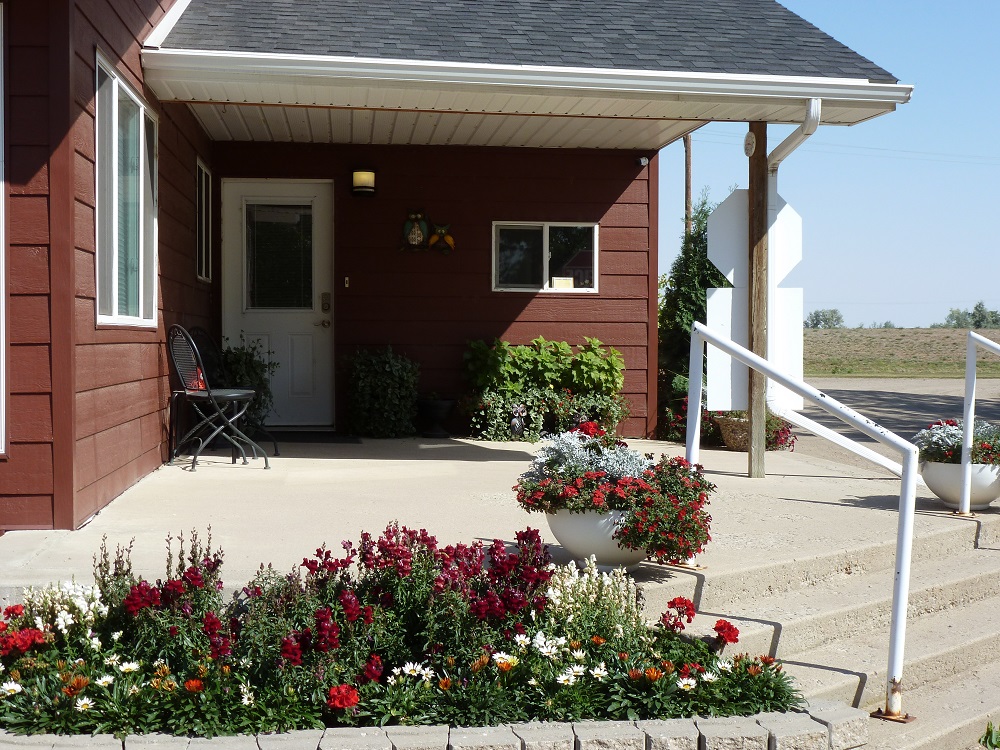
[[314, 319, 331, 328]]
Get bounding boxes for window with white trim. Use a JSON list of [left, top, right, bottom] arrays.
[[96, 57, 158, 326], [196, 160, 211, 281], [492, 222, 598, 293]]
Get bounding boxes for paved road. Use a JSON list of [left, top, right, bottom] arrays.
[[792, 377, 1000, 471]]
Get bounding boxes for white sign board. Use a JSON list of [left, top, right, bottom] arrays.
[[705, 189, 804, 411]]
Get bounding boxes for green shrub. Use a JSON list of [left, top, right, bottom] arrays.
[[221, 335, 280, 434], [348, 347, 420, 438], [464, 337, 628, 440]]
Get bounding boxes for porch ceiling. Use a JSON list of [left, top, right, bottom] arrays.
[[141, 48, 913, 149]]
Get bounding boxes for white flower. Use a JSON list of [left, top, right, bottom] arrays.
[[90, 637, 102, 651], [119, 661, 140, 673], [513, 634, 530, 649], [571, 649, 586, 661], [111, 631, 123, 642], [570, 664, 586, 677], [96, 675, 114, 687], [402, 661, 422, 677], [1, 681, 22, 696], [528, 678, 539, 687], [75, 696, 95, 712], [537, 643, 559, 659], [590, 663, 608, 681], [0, 663, 4, 674], [677, 677, 697, 691], [554, 636, 567, 647], [555, 672, 576, 686], [240, 684, 255, 706], [128, 685, 141, 696], [420, 667, 435, 682], [492, 651, 514, 664], [104, 654, 121, 666], [386, 675, 399, 686], [717, 659, 733, 673], [702, 672, 718, 683]]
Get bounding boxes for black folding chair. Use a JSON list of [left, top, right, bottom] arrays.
[[167, 324, 270, 471]]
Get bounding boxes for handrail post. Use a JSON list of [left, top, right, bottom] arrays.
[[685, 329, 705, 465], [960, 332, 978, 515], [884, 446, 919, 718]]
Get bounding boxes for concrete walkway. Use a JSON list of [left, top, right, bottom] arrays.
[[0, 433, 955, 605]]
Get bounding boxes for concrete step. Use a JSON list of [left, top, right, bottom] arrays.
[[865, 659, 1000, 749], [780, 591, 1000, 709], [637, 510, 994, 617], [666, 546, 1000, 660]]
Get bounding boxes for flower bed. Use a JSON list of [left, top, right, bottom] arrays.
[[0, 527, 800, 738], [516, 424, 714, 564]]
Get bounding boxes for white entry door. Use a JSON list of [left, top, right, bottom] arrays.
[[221, 180, 334, 427]]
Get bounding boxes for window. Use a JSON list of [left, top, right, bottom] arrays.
[[96, 57, 158, 326], [196, 160, 211, 281], [492, 222, 598, 292]]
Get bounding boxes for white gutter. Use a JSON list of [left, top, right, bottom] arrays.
[[141, 47, 914, 106], [144, 0, 194, 49], [768, 97, 822, 171]]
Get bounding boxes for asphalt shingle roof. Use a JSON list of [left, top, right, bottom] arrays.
[[163, 0, 897, 83]]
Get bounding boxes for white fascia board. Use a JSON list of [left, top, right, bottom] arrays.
[[144, 0, 194, 49], [141, 48, 914, 107]]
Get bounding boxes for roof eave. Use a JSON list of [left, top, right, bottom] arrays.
[[141, 48, 913, 113]]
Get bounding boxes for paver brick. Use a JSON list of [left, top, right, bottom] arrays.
[[385, 726, 450, 750], [51, 736, 122, 749], [695, 717, 768, 750], [755, 712, 828, 750], [124, 734, 190, 750], [807, 706, 869, 750], [510, 722, 575, 750], [320, 728, 391, 750], [449, 726, 520, 750], [0, 731, 58, 749], [573, 721, 645, 750], [259, 730, 326, 750], [635, 719, 699, 750], [187, 737, 257, 750]]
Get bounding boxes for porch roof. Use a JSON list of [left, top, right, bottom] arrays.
[[141, 0, 912, 150]]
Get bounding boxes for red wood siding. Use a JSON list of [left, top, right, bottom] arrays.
[[67, 0, 212, 528], [1, 1, 56, 528], [213, 143, 659, 437], [1, 0, 214, 531]]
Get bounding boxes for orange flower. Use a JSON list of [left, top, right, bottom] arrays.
[[628, 668, 643, 681], [61, 675, 90, 697], [439, 677, 452, 691], [747, 664, 763, 676], [446, 656, 456, 668], [497, 661, 514, 673], [197, 664, 209, 678], [470, 653, 490, 673], [644, 667, 663, 682], [618, 652, 629, 661], [184, 678, 205, 693], [221, 665, 231, 676], [660, 660, 675, 674], [569, 640, 582, 650], [759, 656, 776, 666], [590, 636, 606, 646]]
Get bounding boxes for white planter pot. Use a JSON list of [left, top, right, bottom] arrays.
[[920, 461, 1000, 511], [546, 509, 646, 570]]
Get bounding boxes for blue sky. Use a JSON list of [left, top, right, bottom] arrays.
[[657, 1, 999, 328]]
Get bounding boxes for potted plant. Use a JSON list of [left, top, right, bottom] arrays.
[[912, 418, 1000, 510], [221, 334, 279, 436], [515, 422, 715, 569], [712, 410, 796, 452]]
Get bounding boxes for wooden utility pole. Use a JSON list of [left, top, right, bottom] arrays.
[[683, 134, 693, 234], [747, 122, 768, 478]]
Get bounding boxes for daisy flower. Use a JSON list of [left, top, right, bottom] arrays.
[[402, 662, 422, 677], [75, 696, 95, 712], [590, 663, 608, 681], [702, 672, 718, 683], [119, 661, 140, 673], [571, 649, 586, 661], [717, 659, 733, 673], [1, 681, 22, 696], [96, 675, 114, 687], [513, 634, 530, 649], [555, 672, 576, 686], [677, 677, 697, 691]]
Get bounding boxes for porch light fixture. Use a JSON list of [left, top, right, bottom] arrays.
[[352, 170, 376, 195]]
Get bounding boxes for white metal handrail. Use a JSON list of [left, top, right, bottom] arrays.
[[960, 331, 1000, 515], [685, 321, 919, 720]]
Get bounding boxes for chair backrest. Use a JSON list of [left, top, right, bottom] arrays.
[[168, 324, 210, 393], [189, 326, 226, 387]]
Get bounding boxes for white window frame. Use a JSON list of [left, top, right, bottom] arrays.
[[0, 6, 7, 454], [196, 159, 212, 282], [95, 54, 158, 327], [491, 221, 599, 293]]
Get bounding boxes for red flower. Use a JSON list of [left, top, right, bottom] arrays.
[[326, 683, 360, 710], [3, 605, 24, 620], [713, 619, 740, 645], [184, 679, 204, 693], [359, 653, 383, 684], [123, 580, 161, 617]]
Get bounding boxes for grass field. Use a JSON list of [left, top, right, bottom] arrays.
[[803, 328, 1000, 378]]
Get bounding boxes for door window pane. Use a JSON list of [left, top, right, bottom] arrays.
[[496, 226, 543, 288], [549, 225, 595, 289], [246, 204, 313, 309]]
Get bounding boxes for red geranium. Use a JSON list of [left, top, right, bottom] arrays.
[[713, 618, 740, 645], [326, 684, 359, 710]]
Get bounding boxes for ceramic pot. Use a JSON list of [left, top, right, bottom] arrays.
[[546, 509, 646, 570], [920, 461, 1000, 510]]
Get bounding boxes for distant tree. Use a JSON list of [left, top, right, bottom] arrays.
[[658, 190, 728, 372], [803, 309, 845, 329], [931, 302, 1000, 329], [867, 320, 897, 329]]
